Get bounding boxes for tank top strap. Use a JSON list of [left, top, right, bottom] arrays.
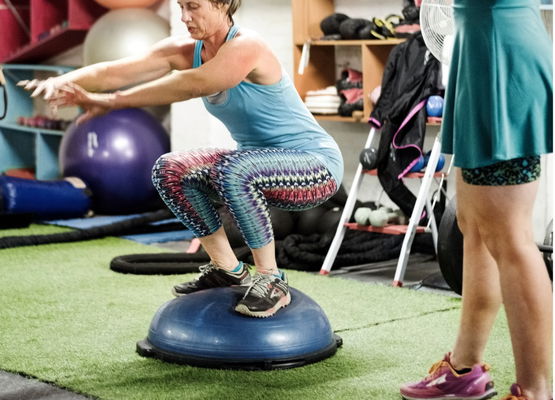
[[193, 40, 203, 68], [226, 24, 239, 40]]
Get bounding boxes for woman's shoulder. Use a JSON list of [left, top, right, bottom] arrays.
[[231, 28, 268, 48], [222, 28, 272, 63]]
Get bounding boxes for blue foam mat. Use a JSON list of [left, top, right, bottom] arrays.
[[45, 214, 145, 229], [43, 214, 194, 244], [121, 230, 195, 244]]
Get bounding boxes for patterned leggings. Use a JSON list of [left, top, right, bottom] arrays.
[[152, 148, 338, 249]]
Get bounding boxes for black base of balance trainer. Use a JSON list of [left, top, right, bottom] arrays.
[[137, 286, 342, 370]]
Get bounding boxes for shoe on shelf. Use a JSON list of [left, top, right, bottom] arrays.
[[172, 262, 251, 296], [234, 271, 291, 318], [400, 353, 497, 400]]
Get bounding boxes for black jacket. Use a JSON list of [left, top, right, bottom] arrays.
[[369, 32, 442, 219]]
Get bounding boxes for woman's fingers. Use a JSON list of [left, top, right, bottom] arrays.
[[43, 81, 59, 100], [17, 79, 107, 122], [17, 78, 62, 99], [16, 79, 38, 90], [48, 84, 85, 107], [31, 80, 52, 97], [34, 79, 60, 99]]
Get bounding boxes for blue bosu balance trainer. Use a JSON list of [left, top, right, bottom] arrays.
[[137, 286, 342, 370]]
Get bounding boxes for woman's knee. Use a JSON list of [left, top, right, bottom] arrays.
[[481, 225, 536, 264], [151, 152, 174, 188], [455, 204, 478, 239], [151, 152, 193, 192]]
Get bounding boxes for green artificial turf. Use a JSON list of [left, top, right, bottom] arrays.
[[0, 226, 514, 400]]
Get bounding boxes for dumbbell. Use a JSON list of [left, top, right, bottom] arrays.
[[369, 208, 401, 227], [423, 151, 446, 171], [354, 207, 373, 225], [409, 152, 446, 172], [354, 206, 393, 224]]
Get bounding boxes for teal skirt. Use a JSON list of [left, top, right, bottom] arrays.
[[440, 0, 553, 168]]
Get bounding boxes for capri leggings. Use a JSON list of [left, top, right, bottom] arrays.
[[152, 148, 338, 249]]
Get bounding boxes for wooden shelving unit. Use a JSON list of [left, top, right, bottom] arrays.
[[0, 0, 106, 63], [0, 64, 75, 179], [291, 0, 404, 123]]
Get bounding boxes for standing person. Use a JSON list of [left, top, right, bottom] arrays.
[[20, 0, 343, 318], [400, 0, 552, 399]]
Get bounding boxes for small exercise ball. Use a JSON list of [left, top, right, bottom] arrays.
[[220, 207, 296, 248], [94, 0, 160, 9], [83, 8, 170, 65], [59, 109, 170, 214], [426, 95, 444, 117], [317, 207, 342, 235], [296, 206, 328, 235], [359, 147, 378, 170], [270, 208, 295, 240], [137, 286, 342, 369]]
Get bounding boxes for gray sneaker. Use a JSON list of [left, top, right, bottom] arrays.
[[234, 271, 291, 318], [172, 262, 252, 296]]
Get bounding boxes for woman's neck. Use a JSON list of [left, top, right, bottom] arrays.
[[202, 23, 233, 57]]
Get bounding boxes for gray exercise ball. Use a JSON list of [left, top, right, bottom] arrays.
[[83, 8, 170, 65]]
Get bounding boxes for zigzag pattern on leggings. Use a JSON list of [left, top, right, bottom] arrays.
[[152, 148, 337, 249], [152, 149, 232, 237]]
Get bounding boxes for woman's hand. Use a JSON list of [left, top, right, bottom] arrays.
[[52, 83, 116, 124], [53, 83, 116, 124], [18, 79, 115, 124], [17, 77, 65, 100]]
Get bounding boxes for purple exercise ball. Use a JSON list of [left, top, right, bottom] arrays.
[[59, 108, 170, 214]]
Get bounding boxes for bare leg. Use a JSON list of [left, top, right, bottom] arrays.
[[199, 228, 279, 275], [450, 170, 503, 369], [250, 240, 279, 275], [455, 170, 552, 399], [198, 226, 239, 271]]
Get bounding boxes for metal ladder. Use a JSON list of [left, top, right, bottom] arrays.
[[319, 125, 447, 287]]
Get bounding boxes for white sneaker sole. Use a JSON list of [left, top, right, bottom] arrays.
[[400, 388, 497, 400]]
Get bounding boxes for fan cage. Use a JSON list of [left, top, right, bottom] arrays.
[[420, 0, 454, 65]]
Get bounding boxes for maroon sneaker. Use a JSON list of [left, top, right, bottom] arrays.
[[400, 353, 497, 400]]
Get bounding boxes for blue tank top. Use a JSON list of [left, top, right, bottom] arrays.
[[192, 26, 343, 184]]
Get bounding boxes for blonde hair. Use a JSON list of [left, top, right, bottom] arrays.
[[210, 0, 241, 24]]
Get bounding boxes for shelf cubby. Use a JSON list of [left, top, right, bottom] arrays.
[[0, 64, 74, 180], [1, 0, 106, 63], [292, 0, 404, 122]]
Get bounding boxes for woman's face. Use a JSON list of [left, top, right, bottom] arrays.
[[177, 0, 229, 40]]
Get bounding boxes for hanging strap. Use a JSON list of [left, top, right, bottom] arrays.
[[390, 99, 427, 179]]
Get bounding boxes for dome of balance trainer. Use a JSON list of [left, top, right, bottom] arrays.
[[137, 286, 342, 370]]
